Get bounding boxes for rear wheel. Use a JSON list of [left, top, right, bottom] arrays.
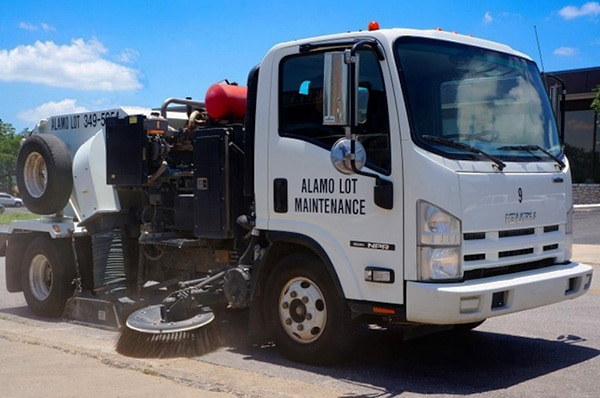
[[264, 252, 354, 364], [21, 236, 75, 317]]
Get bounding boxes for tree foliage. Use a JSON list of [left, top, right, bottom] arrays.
[[564, 143, 594, 183], [592, 84, 600, 123], [0, 119, 24, 193]]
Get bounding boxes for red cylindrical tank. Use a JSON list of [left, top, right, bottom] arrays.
[[205, 83, 247, 120]]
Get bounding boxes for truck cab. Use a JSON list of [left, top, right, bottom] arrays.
[[250, 26, 591, 355]]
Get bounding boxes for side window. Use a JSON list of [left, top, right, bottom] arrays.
[[279, 50, 391, 174]]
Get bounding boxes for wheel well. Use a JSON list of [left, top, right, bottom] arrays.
[[6, 232, 43, 292], [253, 233, 345, 301], [5, 232, 90, 293], [247, 234, 347, 344]]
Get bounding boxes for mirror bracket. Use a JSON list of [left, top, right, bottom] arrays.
[[324, 41, 394, 210]]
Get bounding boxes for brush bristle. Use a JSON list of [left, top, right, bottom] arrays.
[[115, 321, 223, 358]]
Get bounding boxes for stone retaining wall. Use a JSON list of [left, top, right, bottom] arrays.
[[573, 184, 600, 205]]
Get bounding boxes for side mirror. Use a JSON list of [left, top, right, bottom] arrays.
[[323, 52, 350, 126], [330, 138, 366, 174]]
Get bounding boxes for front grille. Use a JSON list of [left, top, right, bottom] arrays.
[[461, 223, 564, 281], [463, 258, 557, 281], [499, 247, 534, 258], [464, 253, 486, 262], [499, 228, 534, 238], [464, 232, 486, 241]]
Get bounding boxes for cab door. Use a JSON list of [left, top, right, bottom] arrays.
[[261, 45, 405, 305]]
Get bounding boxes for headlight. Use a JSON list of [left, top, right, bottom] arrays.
[[418, 201, 462, 281], [419, 247, 462, 279], [418, 201, 461, 245]]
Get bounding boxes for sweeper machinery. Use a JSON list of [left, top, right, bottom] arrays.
[[1, 23, 593, 364]]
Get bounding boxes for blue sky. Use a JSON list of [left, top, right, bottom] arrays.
[[1, 1, 599, 133]]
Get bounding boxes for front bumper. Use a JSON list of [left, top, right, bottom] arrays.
[[406, 262, 593, 324]]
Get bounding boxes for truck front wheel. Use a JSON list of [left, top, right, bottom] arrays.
[[264, 252, 355, 364], [21, 237, 75, 317]]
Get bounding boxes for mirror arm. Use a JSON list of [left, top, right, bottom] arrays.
[[349, 137, 394, 210], [345, 40, 380, 130], [345, 41, 394, 209]]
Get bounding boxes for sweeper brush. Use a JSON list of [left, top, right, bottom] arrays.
[[115, 267, 238, 358], [115, 298, 226, 358], [116, 320, 223, 358]]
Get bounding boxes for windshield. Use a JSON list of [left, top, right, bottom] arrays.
[[394, 37, 562, 162]]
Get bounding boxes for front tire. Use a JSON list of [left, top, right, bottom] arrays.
[[21, 236, 75, 317], [264, 252, 354, 364]]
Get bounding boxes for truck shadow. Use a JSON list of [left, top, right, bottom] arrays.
[[222, 321, 599, 396], [4, 302, 598, 395], [111, 305, 599, 395]]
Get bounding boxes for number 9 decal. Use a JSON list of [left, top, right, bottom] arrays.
[[518, 187, 523, 203]]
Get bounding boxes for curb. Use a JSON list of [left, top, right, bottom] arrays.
[[574, 204, 600, 209]]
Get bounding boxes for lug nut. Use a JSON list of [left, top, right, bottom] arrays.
[[285, 318, 292, 325], [302, 297, 309, 304], [282, 301, 289, 309], [290, 291, 298, 298], [297, 324, 304, 331]]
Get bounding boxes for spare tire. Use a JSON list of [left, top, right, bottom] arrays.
[[17, 134, 73, 215]]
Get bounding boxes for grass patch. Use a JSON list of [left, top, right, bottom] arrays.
[[142, 368, 160, 377], [0, 212, 39, 225]]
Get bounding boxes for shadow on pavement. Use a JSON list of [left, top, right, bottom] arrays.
[[3, 300, 598, 396], [226, 324, 599, 396]]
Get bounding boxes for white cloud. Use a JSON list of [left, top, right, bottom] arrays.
[[40, 23, 56, 32], [18, 22, 37, 31], [483, 11, 493, 24], [18, 21, 56, 32], [18, 99, 88, 125], [482, 11, 523, 25], [559, 2, 600, 20], [118, 48, 140, 63], [0, 38, 142, 91], [553, 46, 578, 56]]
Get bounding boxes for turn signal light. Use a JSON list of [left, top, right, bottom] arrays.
[[373, 306, 396, 315], [364, 266, 395, 283]]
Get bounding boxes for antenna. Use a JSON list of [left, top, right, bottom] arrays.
[[534, 25, 548, 86]]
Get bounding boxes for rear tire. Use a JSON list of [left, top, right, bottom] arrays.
[[264, 252, 354, 364], [21, 236, 75, 317], [16, 134, 73, 215]]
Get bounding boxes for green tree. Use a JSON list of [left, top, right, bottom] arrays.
[[592, 84, 600, 118], [564, 143, 593, 183], [0, 119, 24, 193]]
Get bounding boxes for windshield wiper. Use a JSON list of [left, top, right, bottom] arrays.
[[422, 135, 506, 171], [497, 145, 565, 170]]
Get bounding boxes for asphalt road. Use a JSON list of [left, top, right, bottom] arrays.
[[0, 208, 599, 397], [573, 205, 600, 245]]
